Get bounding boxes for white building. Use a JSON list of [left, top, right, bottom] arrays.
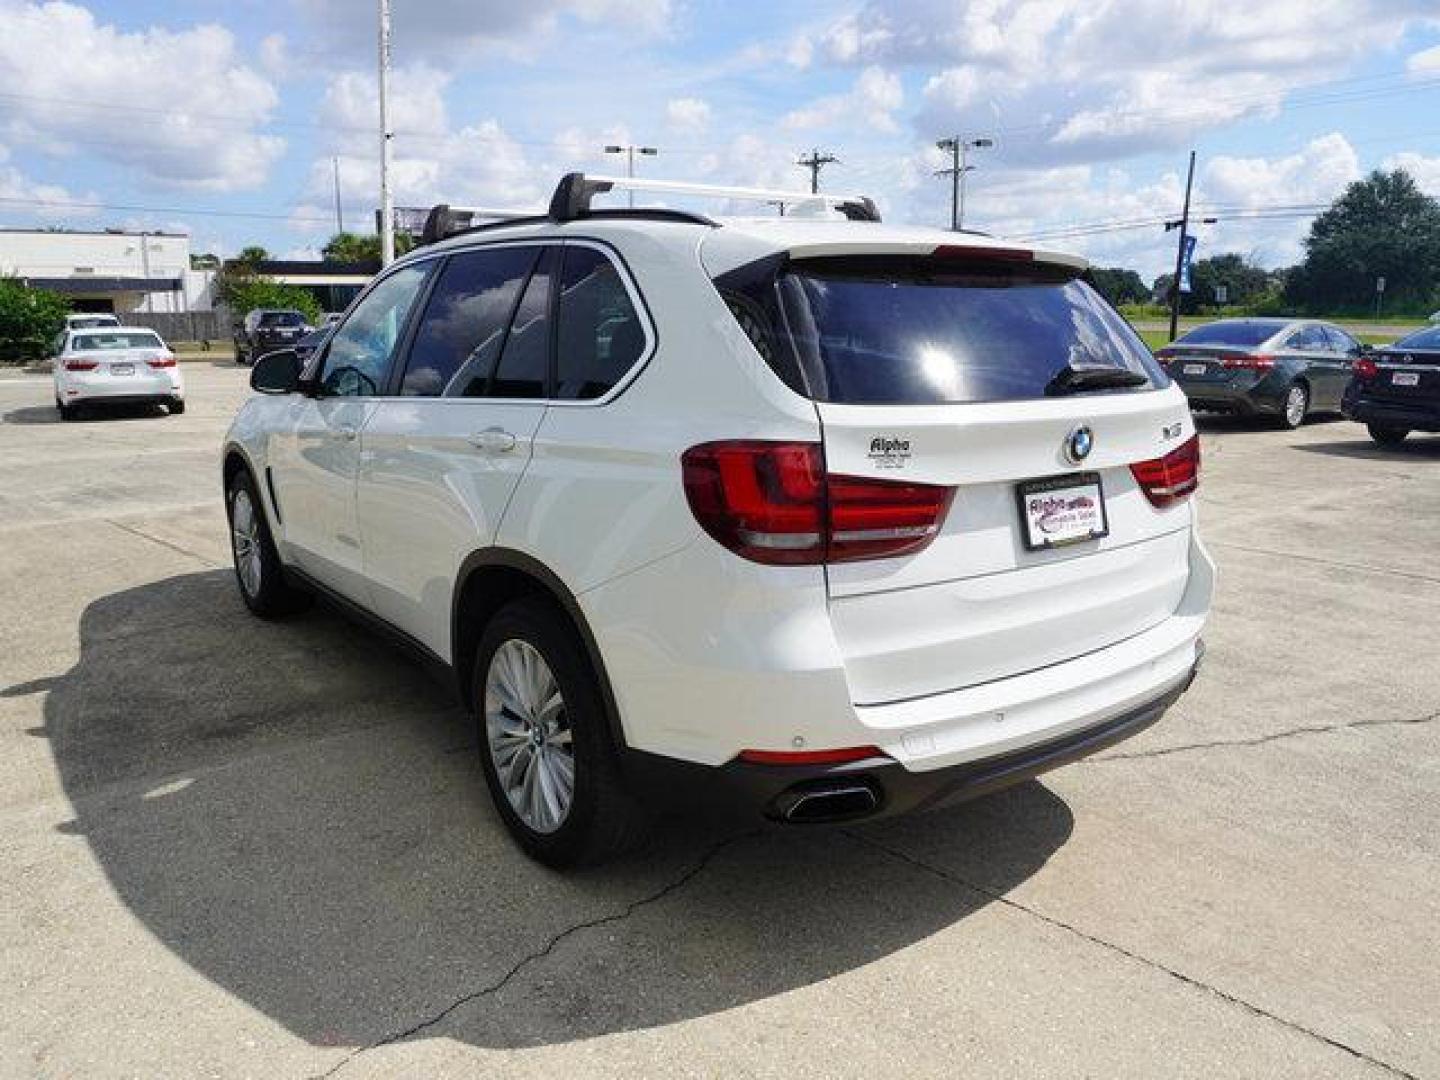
[[0, 228, 215, 313]]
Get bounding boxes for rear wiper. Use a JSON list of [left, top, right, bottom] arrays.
[[1045, 363, 1149, 396]]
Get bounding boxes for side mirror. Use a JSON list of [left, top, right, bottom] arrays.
[[250, 349, 302, 394]]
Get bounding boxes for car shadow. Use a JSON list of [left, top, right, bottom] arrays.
[[33, 571, 1074, 1052], [1192, 412, 1343, 435], [1296, 435, 1440, 461], [3, 403, 167, 424]]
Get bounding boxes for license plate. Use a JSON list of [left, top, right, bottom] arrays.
[[1017, 473, 1109, 551], [110, 363, 134, 375], [1393, 371, 1419, 387], [1182, 363, 1207, 375]]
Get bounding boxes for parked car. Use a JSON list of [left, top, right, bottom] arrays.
[[222, 173, 1212, 866], [64, 313, 121, 332], [53, 327, 184, 420], [292, 325, 331, 366], [234, 309, 309, 366], [1342, 324, 1440, 446], [1155, 318, 1364, 428]]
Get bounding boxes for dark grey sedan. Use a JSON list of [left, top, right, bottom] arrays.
[[1155, 318, 1365, 428]]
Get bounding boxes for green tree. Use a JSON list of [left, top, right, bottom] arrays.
[[322, 232, 380, 263], [226, 279, 323, 325], [1153, 253, 1274, 314], [1285, 169, 1440, 313], [0, 278, 70, 364], [235, 245, 271, 265], [1085, 266, 1149, 306]]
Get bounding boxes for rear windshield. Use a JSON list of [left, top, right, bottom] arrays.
[[73, 332, 163, 351], [259, 311, 305, 327], [723, 257, 1163, 405], [1174, 321, 1280, 347], [70, 316, 118, 329], [1393, 326, 1440, 350]]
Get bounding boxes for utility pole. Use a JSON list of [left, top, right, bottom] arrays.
[[935, 136, 993, 231], [378, 0, 395, 266], [604, 144, 658, 207], [797, 148, 838, 194], [332, 157, 344, 235], [1163, 150, 1217, 342]]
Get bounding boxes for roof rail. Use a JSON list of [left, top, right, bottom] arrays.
[[547, 173, 881, 223], [420, 205, 545, 245]]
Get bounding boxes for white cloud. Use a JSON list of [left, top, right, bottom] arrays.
[[1382, 151, 1440, 192], [295, 0, 673, 62], [799, 0, 1434, 167], [665, 98, 712, 133], [0, 1, 283, 191], [1407, 43, 1440, 76], [0, 143, 90, 224], [783, 66, 904, 134]]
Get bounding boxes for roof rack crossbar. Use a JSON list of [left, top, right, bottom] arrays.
[[547, 173, 881, 223], [420, 205, 545, 245]]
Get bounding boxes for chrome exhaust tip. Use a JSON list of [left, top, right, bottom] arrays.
[[773, 780, 881, 823]]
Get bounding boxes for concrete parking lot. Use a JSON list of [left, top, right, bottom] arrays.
[[1, 363, 1437, 1079]]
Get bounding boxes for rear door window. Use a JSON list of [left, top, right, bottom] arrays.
[[481, 247, 557, 399], [401, 245, 538, 396], [775, 257, 1163, 405], [555, 246, 648, 400]]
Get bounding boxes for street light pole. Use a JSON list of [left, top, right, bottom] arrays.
[[378, 0, 395, 266], [604, 144, 658, 207]]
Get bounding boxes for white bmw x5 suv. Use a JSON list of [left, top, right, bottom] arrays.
[[223, 173, 1213, 866]]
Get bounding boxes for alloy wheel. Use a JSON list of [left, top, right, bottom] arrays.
[[230, 488, 263, 598], [1285, 385, 1307, 427], [484, 639, 575, 834]]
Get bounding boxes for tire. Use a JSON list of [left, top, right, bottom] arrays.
[[1278, 381, 1309, 429], [474, 598, 647, 867], [236, 346, 249, 366], [59, 401, 78, 421], [225, 470, 311, 617], [168, 397, 186, 415], [1367, 423, 1409, 447]]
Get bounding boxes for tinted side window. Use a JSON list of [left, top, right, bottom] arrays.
[[556, 246, 647, 400], [1325, 326, 1359, 354], [1287, 326, 1325, 351], [401, 246, 538, 397], [483, 247, 556, 399], [321, 263, 431, 397]]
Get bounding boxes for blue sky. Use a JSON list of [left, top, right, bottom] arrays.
[[1, 0, 1438, 280]]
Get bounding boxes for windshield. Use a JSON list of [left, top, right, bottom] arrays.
[[1393, 326, 1440, 350], [73, 332, 164, 351], [1175, 321, 1281, 347], [772, 258, 1164, 405], [259, 312, 305, 328]]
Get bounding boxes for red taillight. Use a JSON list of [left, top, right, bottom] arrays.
[[932, 244, 1033, 262], [1221, 353, 1274, 370], [738, 746, 888, 766], [1353, 357, 1379, 381], [146, 354, 177, 368], [64, 359, 99, 371], [681, 440, 953, 565], [1130, 434, 1201, 508]]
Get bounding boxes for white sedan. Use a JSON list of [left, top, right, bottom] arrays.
[[53, 328, 185, 420]]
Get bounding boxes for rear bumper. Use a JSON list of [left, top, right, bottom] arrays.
[[623, 648, 1201, 823], [1175, 377, 1282, 414], [1341, 393, 1440, 432]]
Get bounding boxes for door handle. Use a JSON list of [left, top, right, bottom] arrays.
[[468, 427, 518, 453], [336, 425, 359, 442]]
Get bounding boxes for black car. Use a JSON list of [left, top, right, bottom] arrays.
[[1155, 318, 1364, 429], [1342, 325, 1440, 446], [292, 325, 331, 365], [234, 309, 309, 366]]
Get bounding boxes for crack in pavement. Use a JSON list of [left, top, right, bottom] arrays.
[[1208, 540, 1440, 586], [103, 517, 223, 569], [843, 830, 1420, 1080], [315, 828, 759, 1079], [1088, 710, 1440, 764]]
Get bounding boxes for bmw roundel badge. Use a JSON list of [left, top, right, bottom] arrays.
[[1065, 425, 1094, 464]]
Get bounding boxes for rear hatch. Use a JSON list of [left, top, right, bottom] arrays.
[[1366, 346, 1440, 405], [732, 252, 1197, 705]]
